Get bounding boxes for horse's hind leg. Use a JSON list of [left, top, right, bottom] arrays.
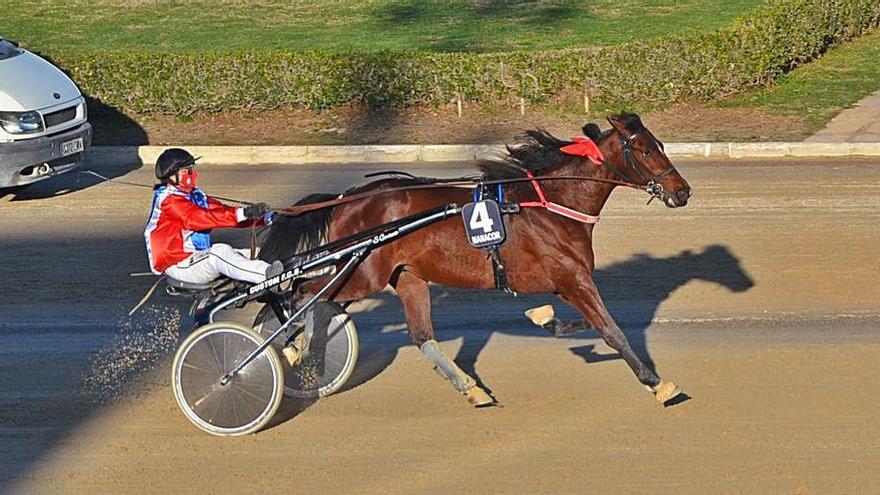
[[524, 305, 590, 337], [560, 276, 682, 404], [392, 269, 494, 407]]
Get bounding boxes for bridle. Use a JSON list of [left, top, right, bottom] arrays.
[[603, 131, 678, 205]]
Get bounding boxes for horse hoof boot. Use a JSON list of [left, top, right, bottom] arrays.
[[282, 346, 302, 367], [652, 381, 682, 404], [525, 305, 555, 327], [466, 386, 494, 407]]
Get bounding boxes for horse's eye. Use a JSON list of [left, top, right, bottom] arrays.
[[643, 149, 652, 156]]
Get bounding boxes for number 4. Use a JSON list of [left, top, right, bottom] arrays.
[[469, 202, 495, 233]]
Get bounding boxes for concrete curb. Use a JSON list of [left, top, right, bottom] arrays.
[[85, 142, 880, 166]]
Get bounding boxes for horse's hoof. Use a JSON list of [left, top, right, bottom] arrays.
[[652, 381, 682, 404], [525, 305, 555, 327], [282, 346, 302, 367], [466, 386, 494, 407]]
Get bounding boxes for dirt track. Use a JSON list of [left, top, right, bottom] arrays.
[[1, 158, 879, 494]]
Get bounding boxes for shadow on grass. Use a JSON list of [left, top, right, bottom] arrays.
[[87, 96, 149, 146], [371, 1, 581, 52]]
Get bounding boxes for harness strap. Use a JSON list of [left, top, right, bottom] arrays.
[[472, 178, 515, 294], [488, 245, 515, 296], [250, 222, 258, 260], [519, 172, 600, 224]]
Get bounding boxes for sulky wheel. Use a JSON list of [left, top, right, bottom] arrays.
[[171, 322, 283, 436], [253, 301, 358, 399]]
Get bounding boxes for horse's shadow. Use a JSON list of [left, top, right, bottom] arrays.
[[578, 243, 755, 372], [273, 244, 753, 419]]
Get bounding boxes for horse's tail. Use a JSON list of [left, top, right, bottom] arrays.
[[258, 193, 337, 262]]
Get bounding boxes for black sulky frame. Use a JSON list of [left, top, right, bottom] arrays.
[[211, 202, 463, 384]]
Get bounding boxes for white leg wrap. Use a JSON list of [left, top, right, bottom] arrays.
[[420, 340, 475, 393], [524, 305, 556, 327]]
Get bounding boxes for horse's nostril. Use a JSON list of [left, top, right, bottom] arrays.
[[676, 189, 691, 203]]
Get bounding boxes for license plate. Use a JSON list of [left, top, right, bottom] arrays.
[[61, 137, 84, 156]]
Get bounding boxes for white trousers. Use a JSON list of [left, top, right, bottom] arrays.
[[165, 243, 270, 285]]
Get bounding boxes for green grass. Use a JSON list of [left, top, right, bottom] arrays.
[[3, 0, 761, 54], [719, 28, 880, 133]]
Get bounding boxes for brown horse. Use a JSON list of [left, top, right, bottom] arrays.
[[260, 112, 692, 406]]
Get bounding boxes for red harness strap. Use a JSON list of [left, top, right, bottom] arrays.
[[519, 171, 600, 224]]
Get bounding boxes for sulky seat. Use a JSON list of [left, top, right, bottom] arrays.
[[166, 276, 232, 294]]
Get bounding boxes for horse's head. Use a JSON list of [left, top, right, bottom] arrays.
[[683, 245, 755, 293], [603, 113, 692, 208]]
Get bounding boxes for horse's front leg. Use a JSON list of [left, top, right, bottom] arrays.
[[392, 269, 494, 407], [557, 275, 682, 404]]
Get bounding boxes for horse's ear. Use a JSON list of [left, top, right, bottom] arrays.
[[607, 112, 645, 136], [582, 123, 602, 140], [606, 114, 627, 134]]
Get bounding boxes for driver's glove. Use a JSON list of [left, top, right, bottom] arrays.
[[243, 202, 268, 220]]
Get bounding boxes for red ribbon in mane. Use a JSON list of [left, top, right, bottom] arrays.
[[516, 136, 604, 224], [559, 136, 604, 165]]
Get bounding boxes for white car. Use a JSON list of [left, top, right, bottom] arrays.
[[0, 37, 92, 188]]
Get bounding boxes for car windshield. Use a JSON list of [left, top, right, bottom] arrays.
[[0, 39, 23, 61]]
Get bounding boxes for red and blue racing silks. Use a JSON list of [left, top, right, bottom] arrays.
[[144, 185, 248, 274]]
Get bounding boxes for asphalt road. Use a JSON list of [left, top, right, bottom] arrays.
[[1, 157, 878, 494]]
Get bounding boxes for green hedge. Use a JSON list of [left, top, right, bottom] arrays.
[[54, 0, 880, 114]]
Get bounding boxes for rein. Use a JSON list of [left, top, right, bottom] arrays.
[[276, 130, 679, 217], [274, 174, 638, 216], [79, 170, 257, 206], [85, 136, 673, 221], [82, 169, 263, 259]]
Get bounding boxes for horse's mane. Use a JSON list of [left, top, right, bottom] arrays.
[[477, 113, 644, 181], [477, 128, 573, 180]]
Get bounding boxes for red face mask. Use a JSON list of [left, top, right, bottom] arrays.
[[177, 167, 199, 190]]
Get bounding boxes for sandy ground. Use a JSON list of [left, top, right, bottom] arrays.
[[1, 158, 879, 494]]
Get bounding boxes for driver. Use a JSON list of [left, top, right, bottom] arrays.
[[144, 148, 283, 285]]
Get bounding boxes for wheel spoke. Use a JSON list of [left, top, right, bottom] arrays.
[[182, 361, 216, 374]]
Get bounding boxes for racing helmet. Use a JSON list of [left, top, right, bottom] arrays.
[[155, 148, 198, 181]]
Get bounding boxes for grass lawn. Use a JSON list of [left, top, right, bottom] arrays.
[[4, 0, 761, 54], [719, 28, 880, 134]]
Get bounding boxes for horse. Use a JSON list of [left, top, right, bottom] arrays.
[[259, 112, 693, 406]]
